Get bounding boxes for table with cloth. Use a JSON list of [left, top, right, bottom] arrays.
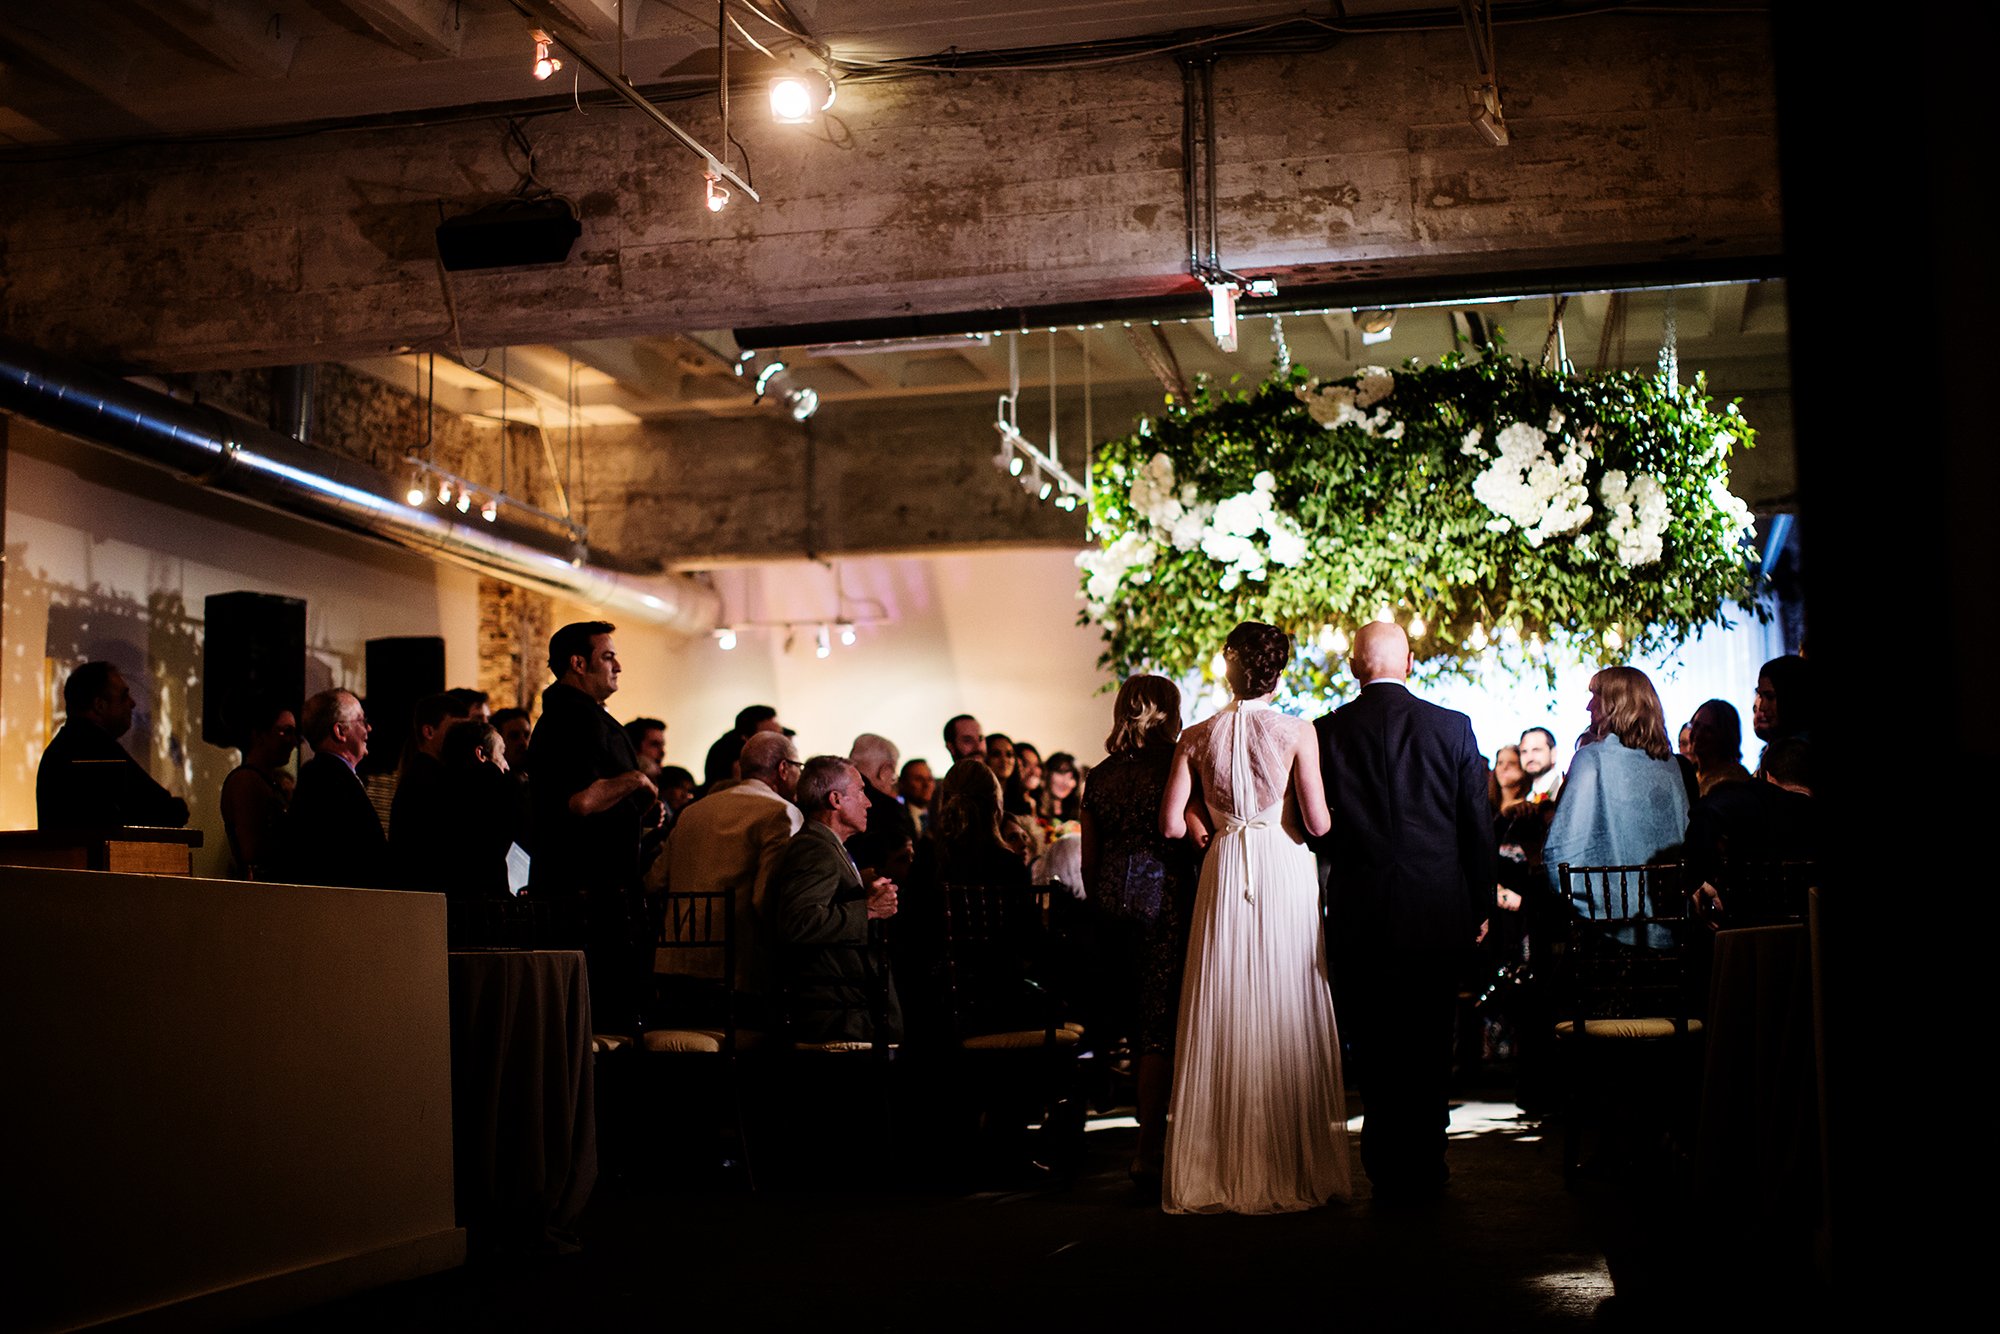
[[447, 948, 598, 1252]]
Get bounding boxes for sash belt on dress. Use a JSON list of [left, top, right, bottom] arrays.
[[1218, 813, 1269, 902]]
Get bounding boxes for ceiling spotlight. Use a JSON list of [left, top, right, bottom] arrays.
[[704, 172, 729, 213], [436, 479, 453, 505], [531, 30, 561, 81], [481, 497, 499, 522], [754, 361, 787, 396], [406, 476, 426, 507], [770, 71, 836, 125], [1038, 478, 1054, 501], [1208, 281, 1239, 353], [1056, 494, 1078, 512], [715, 627, 737, 651], [1007, 454, 1025, 477], [1468, 81, 1508, 147], [815, 624, 831, 659], [786, 386, 820, 421], [1356, 309, 1397, 345], [456, 489, 473, 514], [838, 622, 857, 647]]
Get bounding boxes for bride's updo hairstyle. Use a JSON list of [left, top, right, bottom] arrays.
[[1224, 621, 1292, 697]]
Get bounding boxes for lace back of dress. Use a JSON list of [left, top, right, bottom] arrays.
[[1200, 702, 1290, 821]]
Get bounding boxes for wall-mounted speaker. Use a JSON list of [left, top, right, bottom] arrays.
[[434, 197, 582, 271], [202, 592, 307, 749]]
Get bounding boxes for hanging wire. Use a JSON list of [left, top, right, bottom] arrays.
[[1658, 291, 1680, 387]]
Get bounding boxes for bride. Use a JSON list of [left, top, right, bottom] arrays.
[[1158, 620, 1352, 1214]]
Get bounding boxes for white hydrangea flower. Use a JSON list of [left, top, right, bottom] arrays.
[[1461, 427, 1485, 457], [1252, 470, 1277, 494], [1168, 502, 1213, 552], [1128, 452, 1179, 524], [1298, 383, 1366, 430], [1355, 366, 1396, 408], [1210, 489, 1273, 539], [1547, 407, 1566, 434], [1600, 469, 1670, 566], [1381, 420, 1405, 442], [1267, 518, 1309, 568], [1471, 420, 1594, 545], [1707, 475, 1755, 537]]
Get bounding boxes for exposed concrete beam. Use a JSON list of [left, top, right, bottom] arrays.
[[131, 1, 302, 79], [337, 0, 464, 61], [3, 3, 154, 123], [0, 14, 1782, 372], [523, 0, 637, 44]]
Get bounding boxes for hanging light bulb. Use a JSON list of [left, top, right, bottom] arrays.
[[406, 475, 426, 506], [1209, 651, 1227, 678], [715, 627, 737, 651], [1375, 605, 1394, 624], [481, 497, 499, 523], [1604, 626, 1624, 651], [1469, 622, 1489, 650], [704, 172, 729, 213], [436, 478, 453, 505], [1331, 627, 1349, 655], [456, 490, 473, 514], [531, 30, 561, 81], [1317, 624, 1337, 652], [815, 624, 831, 659], [838, 622, 857, 647], [1409, 615, 1427, 639], [770, 76, 815, 124]]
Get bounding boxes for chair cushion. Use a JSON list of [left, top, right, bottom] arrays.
[[1554, 1017, 1705, 1039], [963, 1026, 1083, 1050], [641, 1027, 765, 1053], [591, 1033, 634, 1054], [793, 1040, 878, 1053]]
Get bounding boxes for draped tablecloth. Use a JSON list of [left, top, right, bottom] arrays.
[[1695, 924, 1818, 1225], [448, 948, 597, 1252]]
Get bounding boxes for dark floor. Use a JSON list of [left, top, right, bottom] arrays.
[[249, 1069, 1828, 1332]]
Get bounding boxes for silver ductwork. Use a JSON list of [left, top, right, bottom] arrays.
[[0, 337, 719, 635]]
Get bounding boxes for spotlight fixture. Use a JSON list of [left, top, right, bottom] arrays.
[[704, 171, 729, 213], [769, 71, 836, 125], [1007, 454, 1025, 477], [1055, 494, 1078, 512], [754, 361, 787, 397], [456, 490, 473, 514], [406, 476, 426, 506], [815, 624, 831, 659], [531, 30, 562, 81], [785, 386, 820, 421], [1355, 308, 1398, 345], [1038, 477, 1054, 502], [1207, 281, 1240, 353], [481, 497, 499, 522], [437, 479, 454, 505], [1468, 81, 1508, 147], [715, 627, 738, 651], [838, 622, 857, 647]]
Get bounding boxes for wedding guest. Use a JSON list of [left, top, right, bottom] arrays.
[[1488, 744, 1527, 816], [1012, 742, 1045, 818], [1687, 736, 1820, 922], [931, 760, 1033, 884], [984, 733, 1019, 787], [625, 716, 667, 776], [220, 700, 300, 880], [1040, 751, 1084, 823], [1677, 721, 1696, 760], [1518, 726, 1563, 803], [279, 688, 388, 889], [438, 720, 515, 901], [1542, 666, 1690, 942], [389, 693, 455, 891], [898, 758, 937, 836], [492, 707, 533, 772], [37, 661, 191, 831], [942, 713, 985, 763], [1079, 674, 1195, 1185], [1688, 698, 1754, 795], [1752, 655, 1813, 775], [658, 765, 697, 828], [847, 732, 917, 877], [768, 756, 902, 1046]]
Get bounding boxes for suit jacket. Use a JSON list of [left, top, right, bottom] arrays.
[[1317, 681, 1495, 953], [279, 751, 390, 888], [847, 777, 917, 875], [36, 719, 190, 831], [652, 779, 800, 992], [767, 820, 903, 1044]]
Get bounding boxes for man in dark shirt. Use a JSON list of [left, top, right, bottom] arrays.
[[279, 688, 390, 888], [388, 692, 455, 891], [846, 732, 916, 876], [37, 661, 190, 831], [702, 704, 786, 790], [530, 620, 658, 1029], [1689, 736, 1820, 923]]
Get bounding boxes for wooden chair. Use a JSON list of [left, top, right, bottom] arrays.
[[635, 885, 759, 1186], [1553, 862, 1703, 1184], [1699, 859, 1817, 929], [939, 881, 1088, 1180]]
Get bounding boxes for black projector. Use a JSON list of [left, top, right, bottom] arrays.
[[435, 197, 582, 271]]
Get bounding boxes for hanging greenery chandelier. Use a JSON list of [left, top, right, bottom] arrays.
[[1078, 341, 1764, 698]]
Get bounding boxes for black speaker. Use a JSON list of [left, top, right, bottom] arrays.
[[363, 636, 446, 765], [203, 591, 307, 749], [434, 197, 582, 271]]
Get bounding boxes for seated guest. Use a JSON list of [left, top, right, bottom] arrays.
[[1688, 698, 1754, 796], [651, 730, 803, 996], [657, 764, 697, 832], [768, 755, 902, 1046], [1039, 752, 1083, 824], [984, 733, 1018, 789], [492, 707, 533, 774], [942, 714, 985, 764], [847, 732, 917, 876], [220, 700, 300, 879], [1542, 667, 1688, 944], [931, 759, 1033, 886], [898, 758, 937, 836], [1688, 736, 1820, 920], [625, 716, 667, 777], [37, 660, 191, 831], [1010, 742, 1045, 819], [437, 720, 517, 901], [1752, 653, 1813, 749], [278, 688, 389, 888], [703, 704, 786, 790], [1489, 743, 1527, 816], [443, 686, 491, 724]]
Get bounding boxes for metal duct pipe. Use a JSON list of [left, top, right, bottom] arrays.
[[270, 364, 317, 443], [0, 337, 719, 636]]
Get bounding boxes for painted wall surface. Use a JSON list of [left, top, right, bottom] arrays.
[[601, 552, 1118, 778], [2, 421, 481, 876]]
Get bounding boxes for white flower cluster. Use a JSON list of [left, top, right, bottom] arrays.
[[1466, 420, 1595, 547], [1083, 455, 1310, 612], [1295, 368, 1403, 439], [1077, 529, 1157, 611], [1198, 471, 1309, 591], [1598, 469, 1671, 567], [1706, 474, 1756, 540]]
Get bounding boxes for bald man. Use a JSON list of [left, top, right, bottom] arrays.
[[1315, 621, 1495, 1201]]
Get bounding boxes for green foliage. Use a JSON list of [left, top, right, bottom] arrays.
[[1079, 346, 1764, 699]]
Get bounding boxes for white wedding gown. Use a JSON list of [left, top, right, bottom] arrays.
[[1163, 699, 1352, 1214]]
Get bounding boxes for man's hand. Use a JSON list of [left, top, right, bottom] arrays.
[[1694, 881, 1724, 930], [1475, 918, 1490, 944], [568, 769, 658, 817], [1496, 888, 1523, 913], [865, 876, 899, 920]]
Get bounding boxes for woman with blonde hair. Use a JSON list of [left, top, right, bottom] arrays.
[[1541, 665, 1690, 930], [1080, 674, 1197, 1187]]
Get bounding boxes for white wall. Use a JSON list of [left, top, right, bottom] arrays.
[[2, 421, 481, 876]]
